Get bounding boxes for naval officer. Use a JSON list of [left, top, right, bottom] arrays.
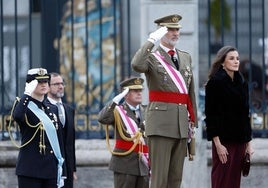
[[12, 68, 66, 188]]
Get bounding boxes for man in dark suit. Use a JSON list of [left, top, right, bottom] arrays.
[[131, 14, 198, 188], [12, 68, 66, 188], [46, 72, 77, 188], [98, 77, 150, 188]]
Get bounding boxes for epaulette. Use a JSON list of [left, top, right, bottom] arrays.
[[141, 104, 147, 108], [178, 49, 190, 55]]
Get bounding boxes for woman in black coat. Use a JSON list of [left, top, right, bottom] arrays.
[[205, 46, 254, 188]]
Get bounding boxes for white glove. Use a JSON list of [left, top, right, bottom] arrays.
[[59, 176, 66, 187], [113, 87, 129, 104], [148, 26, 168, 43], [24, 79, 38, 96]]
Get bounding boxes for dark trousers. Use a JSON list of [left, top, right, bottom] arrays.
[[18, 175, 57, 188], [63, 176, 73, 188], [211, 142, 246, 188], [114, 172, 149, 188]]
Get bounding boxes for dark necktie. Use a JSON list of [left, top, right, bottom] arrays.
[[168, 50, 179, 70], [133, 110, 140, 123]]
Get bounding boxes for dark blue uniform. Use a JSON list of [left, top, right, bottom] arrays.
[[13, 94, 66, 188]]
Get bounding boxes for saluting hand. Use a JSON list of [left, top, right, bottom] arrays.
[[148, 26, 168, 43], [112, 87, 129, 104], [24, 79, 38, 96]]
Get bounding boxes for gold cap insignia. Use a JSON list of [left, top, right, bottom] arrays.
[[172, 16, 179, 23], [37, 68, 47, 76], [134, 78, 142, 85]]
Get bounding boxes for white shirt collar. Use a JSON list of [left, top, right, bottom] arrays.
[[47, 97, 62, 105], [126, 103, 139, 111], [160, 43, 176, 54]]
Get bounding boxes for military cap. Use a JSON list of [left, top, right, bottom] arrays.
[[26, 68, 50, 83], [120, 77, 144, 90], [154, 14, 182, 29]]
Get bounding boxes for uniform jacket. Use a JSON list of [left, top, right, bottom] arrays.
[[98, 101, 149, 176], [45, 99, 77, 187], [205, 67, 252, 143], [13, 94, 66, 179], [131, 41, 197, 139]]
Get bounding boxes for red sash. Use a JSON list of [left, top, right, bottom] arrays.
[[115, 106, 149, 168], [149, 91, 195, 122], [115, 140, 149, 153]]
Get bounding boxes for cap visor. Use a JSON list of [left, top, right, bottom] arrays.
[[124, 85, 143, 90], [36, 77, 49, 83]]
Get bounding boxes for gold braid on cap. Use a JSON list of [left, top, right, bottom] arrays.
[[105, 108, 142, 156]]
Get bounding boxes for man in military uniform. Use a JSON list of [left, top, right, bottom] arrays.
[[12, 68, 66, 188], [131, 14, 198, 188], [98, 77, 149, 188]]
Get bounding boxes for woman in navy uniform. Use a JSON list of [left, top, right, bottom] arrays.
[[12, 68, 66, 188]]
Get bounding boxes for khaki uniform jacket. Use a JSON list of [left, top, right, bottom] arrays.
[[98, 102, 149, 176], [131, 41, 197, 139]]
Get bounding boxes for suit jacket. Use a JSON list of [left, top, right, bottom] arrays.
[[131, 41, 197, 139], [98, 101, 149, 176], [62, 103, 76, 179], [45, 99, 77, 185], [13, 94, 66, 179]]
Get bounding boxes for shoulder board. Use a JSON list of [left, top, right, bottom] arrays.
[[177, 49, 190, 55]]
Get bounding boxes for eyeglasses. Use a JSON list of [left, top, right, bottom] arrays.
[[50, 82, 66, 87]]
